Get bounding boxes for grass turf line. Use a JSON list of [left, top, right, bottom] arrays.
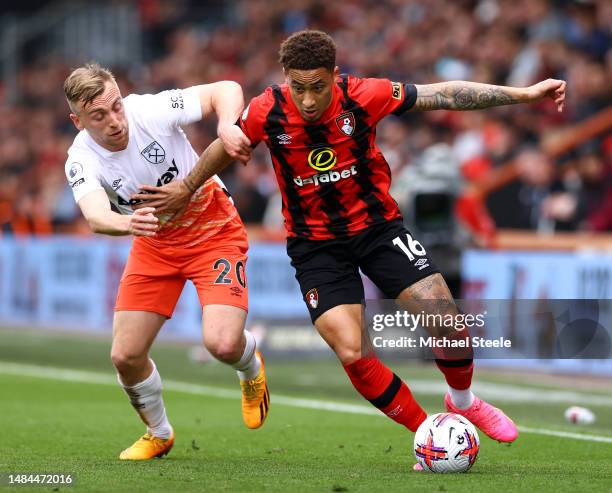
[[2, 374, 611, 493], [1, 328, 611, 492]]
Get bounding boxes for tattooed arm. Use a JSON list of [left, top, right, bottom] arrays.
[[183, 138, 233, 193], [413, 78, 566, 112]]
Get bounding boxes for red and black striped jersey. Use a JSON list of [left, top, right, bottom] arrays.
[[239, 74, 417, 240]]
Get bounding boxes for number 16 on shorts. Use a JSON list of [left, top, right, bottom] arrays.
[[392, 233, 430, 271]]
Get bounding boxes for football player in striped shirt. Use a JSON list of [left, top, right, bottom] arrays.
[[133, 30, 566, 464]]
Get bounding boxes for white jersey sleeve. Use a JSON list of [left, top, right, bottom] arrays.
[[65, 155, 104, 203], [127, 87, 202, 135]]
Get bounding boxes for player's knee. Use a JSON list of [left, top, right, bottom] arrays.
[[110, 347, 147, 374], [204, 336, 242, 363], [334, 345, 362, 365]]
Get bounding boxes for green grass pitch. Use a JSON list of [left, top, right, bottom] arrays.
[[1, 328, 611, 492]]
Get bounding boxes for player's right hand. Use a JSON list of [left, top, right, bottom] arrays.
[[527, 78, 566, 112], [130, 180, 192, 215], [218, 124, 252, 164], [127, 207, 159, 236]]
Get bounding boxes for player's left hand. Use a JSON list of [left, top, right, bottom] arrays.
[[218, 124, 251, 164], [527, 79, 566, 112], [131, 180, 192, 214]]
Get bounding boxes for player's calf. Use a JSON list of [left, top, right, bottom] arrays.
[[111, 348, 152, 386], [117, 359, 174, 441], [344, 355, 427, 431]]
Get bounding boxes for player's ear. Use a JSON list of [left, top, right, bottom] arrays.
[[283, 68, 289, 83], [333, 66, 340, 78], [69, 112, 84, 131]]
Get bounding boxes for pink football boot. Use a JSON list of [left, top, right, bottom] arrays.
[[445, 393, 519, 443]]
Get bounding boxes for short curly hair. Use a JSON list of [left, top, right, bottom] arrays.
[[279, 30, 336, 72]]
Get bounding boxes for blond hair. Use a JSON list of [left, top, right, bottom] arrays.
[[63, 62, 115, 113]]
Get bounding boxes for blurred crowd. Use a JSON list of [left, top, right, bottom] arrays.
[[0, 0, 610, 238]]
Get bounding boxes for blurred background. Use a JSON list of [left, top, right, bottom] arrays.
[[0, 0, 611, 376]]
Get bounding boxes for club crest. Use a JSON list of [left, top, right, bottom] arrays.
[[140, 140, 166, 165], [306, 288, 319, 309], [336, 113, 355, 136]]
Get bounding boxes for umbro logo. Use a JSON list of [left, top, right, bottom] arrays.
[[414, 258, 430, 271], [277, 133, 292, 145], [111, 178, 122, 191]]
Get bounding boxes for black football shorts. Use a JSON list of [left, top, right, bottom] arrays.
[[287, 219, 440, 323]]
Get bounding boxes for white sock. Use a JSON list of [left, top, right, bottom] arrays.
[[233, 330, 261, 381], [449, 386, 475, 410], [119, 360, 172, 439]]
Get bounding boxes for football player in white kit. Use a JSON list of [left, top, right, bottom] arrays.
[[63, 63, 269, 460]]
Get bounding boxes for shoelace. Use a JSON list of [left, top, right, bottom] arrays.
[[134, 434, 165, 451], [243, 379, 262, 400], [470, 401, 503, 427], [484, 406, 504, 426]]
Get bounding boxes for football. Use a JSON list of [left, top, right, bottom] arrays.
[[564, 406, 596, 425], [414, 413, 480, 473]]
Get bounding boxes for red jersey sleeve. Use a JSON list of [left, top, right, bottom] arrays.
[[350, 76, 417, 123], [238, 91, 271, 147]]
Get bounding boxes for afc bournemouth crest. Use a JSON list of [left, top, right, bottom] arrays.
[[306, 288, 319, 309], [336, 112, 355, 136], [140, 140, 166, 164]]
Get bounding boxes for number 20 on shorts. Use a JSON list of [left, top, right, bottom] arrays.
[[213, 258, 247, 287]]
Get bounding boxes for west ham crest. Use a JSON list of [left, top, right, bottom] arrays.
[[140, 140, 166, 164], [336, 113, 355, 136]]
